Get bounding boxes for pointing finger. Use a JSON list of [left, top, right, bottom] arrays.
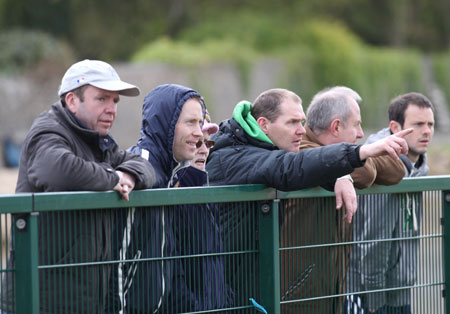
[[394, 128, 413, 138]]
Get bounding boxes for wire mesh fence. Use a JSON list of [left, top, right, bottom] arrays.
[[0, 177, 448, 314], [279, 181, 448, 314]]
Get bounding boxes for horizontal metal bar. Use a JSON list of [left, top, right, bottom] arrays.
[[39, 249, 259, 269], [280, 282, 445, 304], [179, 305, 254, 314], [279, 233, 442, 250], [0, 193, 32, 213], [32, 184, 276, 211], [277, 175, 450, 199], [0, 176, 448, 213]]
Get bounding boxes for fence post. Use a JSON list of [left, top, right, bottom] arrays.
[[258, 199, 280, 314], [444, 191, 450, 314], [14, 212, 39, 314]]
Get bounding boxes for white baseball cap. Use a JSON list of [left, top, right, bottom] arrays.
[[58, 59, 140, 97]]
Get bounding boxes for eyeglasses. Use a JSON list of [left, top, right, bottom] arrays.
[[196, 139, 215, 149]]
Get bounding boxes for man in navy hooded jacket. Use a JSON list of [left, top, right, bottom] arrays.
[[108, 84, 231, 313]]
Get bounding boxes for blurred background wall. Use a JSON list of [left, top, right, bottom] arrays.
[[1, 0, 450, 171]]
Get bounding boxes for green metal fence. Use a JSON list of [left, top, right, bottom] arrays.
[[0, 176, 449, 314]]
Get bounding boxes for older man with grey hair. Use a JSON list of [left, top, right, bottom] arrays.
[[306, 86, 405, 189], [280, 86, 405, 314]]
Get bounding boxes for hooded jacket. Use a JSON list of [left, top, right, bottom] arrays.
[[110, 84, 211, 313], [176, 166, 234, 311], [347, 127, 429, 310], [206, 101, 366, 191], [2, 101, 156, 314]]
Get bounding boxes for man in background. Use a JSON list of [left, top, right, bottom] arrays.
[[346, 92, 435, 314]]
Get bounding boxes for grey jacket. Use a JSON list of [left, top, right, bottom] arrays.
[[347, 127, 429, 310], [2, 101, 156, 313]]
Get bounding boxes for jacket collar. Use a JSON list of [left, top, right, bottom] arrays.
[[300, 126, 323, 149]]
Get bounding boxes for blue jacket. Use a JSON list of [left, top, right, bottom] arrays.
[[176, 166, 234, 311], [110, 84, 233, 313]]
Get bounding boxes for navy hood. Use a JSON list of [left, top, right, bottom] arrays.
[[129, 84, 205, 187]]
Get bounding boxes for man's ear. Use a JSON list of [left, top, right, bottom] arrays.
[[65, 92, 78, 114], [329, 119, 341, 137], [389, 120, 402, 134], [256, 116, 270, 134]]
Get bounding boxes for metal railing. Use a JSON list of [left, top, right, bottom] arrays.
[[0, 175, 449, 314]]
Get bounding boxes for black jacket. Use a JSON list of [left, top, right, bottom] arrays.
[[206, 118, 364, 191], [3, 101, 155, 314]]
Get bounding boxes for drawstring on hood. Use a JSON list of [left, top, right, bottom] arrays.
[[232, 100, 273, 144], [123, 84, 206, 313]]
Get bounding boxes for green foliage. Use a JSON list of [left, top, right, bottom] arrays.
[[289, 20, 363, 89], [274, 20, 363, 105], [132, 37, 257, 66], [0, 29, 74, 74], [132, 37, 260, 91], [0, 0, 71, 36], [433, 52, 450, 112], [179, 10, 291, 52], [274, 20, 424, 127], [134, 17, 426, 128], [1, 0, 449, 60], [68, 1, 169, 60], [355, 48, 424, 126]]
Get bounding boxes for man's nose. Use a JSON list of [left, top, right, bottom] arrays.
[[357, 126, 364, 139], [297, 124, 306, 135], [193, 124, 203, 137], [423, 124, 433, 135], [198, 144, 208, 154], [106, 102, 117, 114]]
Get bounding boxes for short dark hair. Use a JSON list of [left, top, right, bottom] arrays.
[[388, 92, 433, 127], [251, 88, 301, 122], [60, 85, 89, 106]]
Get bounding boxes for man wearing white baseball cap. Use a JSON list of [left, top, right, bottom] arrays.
[[1, 60, 155, 313]]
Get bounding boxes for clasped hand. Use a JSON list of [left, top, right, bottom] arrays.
[[113, 170, 136, 201]]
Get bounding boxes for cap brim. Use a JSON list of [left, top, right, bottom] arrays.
[[90, 80, 140, 97]]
